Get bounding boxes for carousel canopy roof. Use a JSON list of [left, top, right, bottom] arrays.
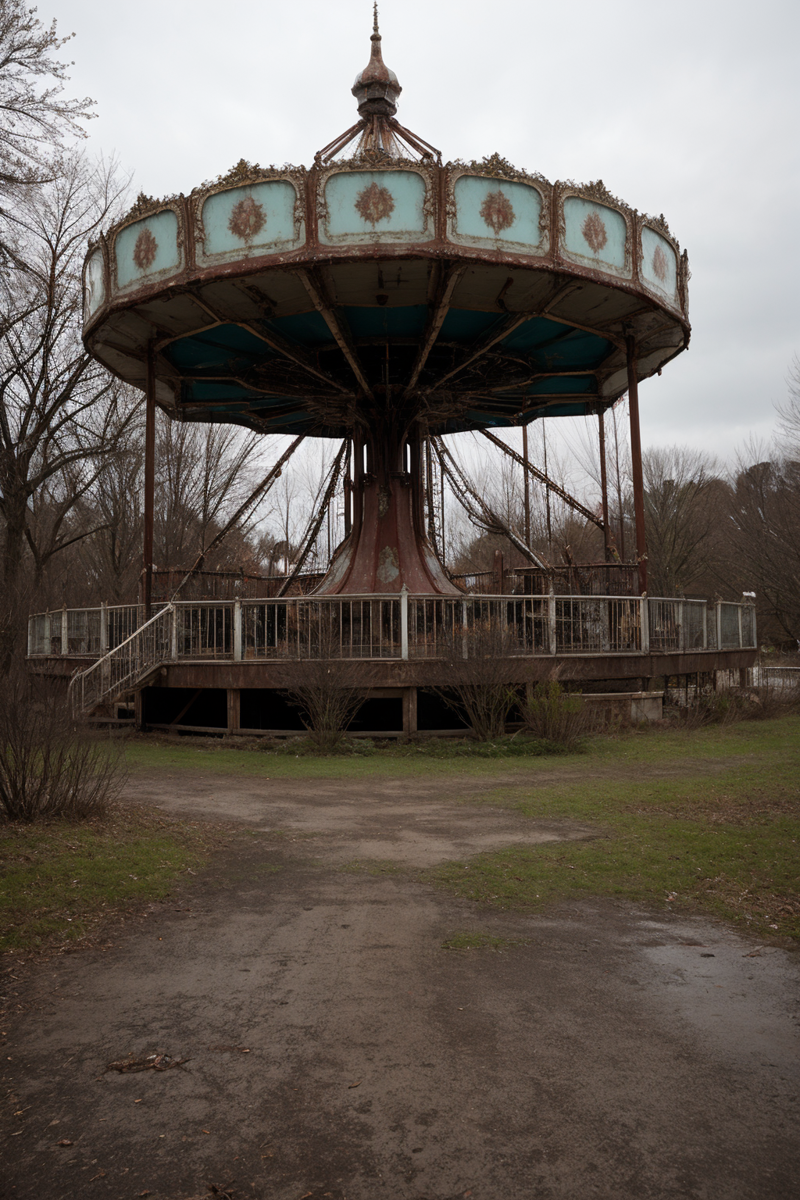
[[82, 10, 690, 440]]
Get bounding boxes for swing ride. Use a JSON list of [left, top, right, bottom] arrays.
[[25, 8, 758, 734]]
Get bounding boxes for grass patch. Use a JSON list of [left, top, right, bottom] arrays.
[[429, 718, 800, 942], [0, 803, 227, 954], [441, 931, 527, 952], [124, 716, 800, 781]]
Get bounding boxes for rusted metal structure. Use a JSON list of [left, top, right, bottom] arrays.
[[28, 9, 754, 737], [82, 8, 689, 607]]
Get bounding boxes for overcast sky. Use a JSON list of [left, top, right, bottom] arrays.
[[48, 0, 799, 464]]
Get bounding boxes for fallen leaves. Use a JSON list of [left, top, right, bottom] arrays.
[[106, 1052, 189, 1073]]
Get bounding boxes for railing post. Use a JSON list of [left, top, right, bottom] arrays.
[[716, 602, 722, 651], [233, 598, 242, 661], [548, 591, 557, 655], [640, 595, 650, 654], [400, 587, 409, 660], [44, 611, 51, 656], [702, 601, 708, 650], [61, 606, 68, 656], [171, 605, 178, 661], [100, 602, 108, 655], [461, 599, 469, 659], [600, 597, 610, 652], [737, 604, 743, 649]]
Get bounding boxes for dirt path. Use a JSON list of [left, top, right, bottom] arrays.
[[2, 772, 798, 1200]]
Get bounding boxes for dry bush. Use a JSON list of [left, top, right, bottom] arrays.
[[431, 617, 519, 741], [283, 612, 370, 752], [0, 665, 125, 822], [519, 679, 589, 747], [675, 676, 800, 729]]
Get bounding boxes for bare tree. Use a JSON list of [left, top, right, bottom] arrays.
[[0, 153, 132, 665], [0, 0, 94, 245], [728, 452, 800, 643], [154, 417, 264, 569], [642, 445, 726, 597]]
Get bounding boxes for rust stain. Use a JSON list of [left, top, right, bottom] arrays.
[[228, 195, 266, 241], [133, 228, 157, 271], [355, 181, 395, 226], [581, 211, 607, 254], [480, 190, 514, 235], [652, 245, 667, 281]]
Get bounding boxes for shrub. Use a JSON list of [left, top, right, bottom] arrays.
[[519, 680, 589, 748], [429, 617, 519, 741], [0, 666, 125, 822], [282, 612, 373, 753]]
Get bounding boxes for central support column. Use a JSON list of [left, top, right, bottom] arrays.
[[315, 422, 458, 595]]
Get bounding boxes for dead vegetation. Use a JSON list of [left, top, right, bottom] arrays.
[[0, 666, 125, 822]]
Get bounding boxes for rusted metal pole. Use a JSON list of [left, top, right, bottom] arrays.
[[626, 336, 648, 595], [598, 410, 611, 561], [425, 436, 437, 552], [522, 424, 531, 547], [409, 427, 424, 539], [543, 420, 552, 556], [142, 346, 156, 619], [351, 428, 364, 543], [343, 438, 352, 537]]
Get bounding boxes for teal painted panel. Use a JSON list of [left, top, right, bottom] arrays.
[[320, 170, 429, 244], [200, 181, 302, 260], [640, 226, 678, 304], [270, 311, 333, 348], [185, 382, 261, 401], [562, 198, 628, 276], [521, 329, 611, 371], [525, 375, 596, 395], [452, 176, 544, 251], [115, 210, 181, 289], [343, 305, 428, 339], [439, 309, 504, 341], [165, 325, 277, 372], [84, 250, 104, 317]]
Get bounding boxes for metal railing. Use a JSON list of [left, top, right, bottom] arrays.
[[28, 604, 141, 657], [67, 605, 174, 716], [35, 594, 757, 674]]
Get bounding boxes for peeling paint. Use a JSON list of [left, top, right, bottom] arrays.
[[376, 545, 400, 583]]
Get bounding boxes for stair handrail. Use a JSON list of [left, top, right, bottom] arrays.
[[68, 604, 174, 717]]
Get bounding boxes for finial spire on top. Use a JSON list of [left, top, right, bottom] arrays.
[[351, 4, 401, 117], [315, 4, 441, 165]]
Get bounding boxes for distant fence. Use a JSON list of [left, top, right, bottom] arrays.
[[29, 595, 757, 664]]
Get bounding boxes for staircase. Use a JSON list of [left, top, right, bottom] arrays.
[[68, 605, 174, 718]]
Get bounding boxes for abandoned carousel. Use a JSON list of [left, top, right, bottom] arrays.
[[27, 10, 756, 735]]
